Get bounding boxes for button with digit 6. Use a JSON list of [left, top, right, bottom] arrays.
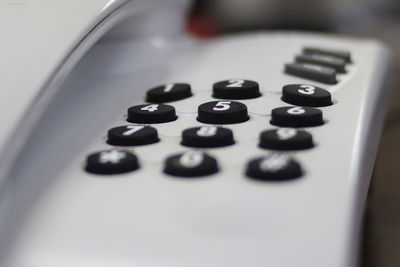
[[282, 84, 332, 107], [270, 106, 324, 127]]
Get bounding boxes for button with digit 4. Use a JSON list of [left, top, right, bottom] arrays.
[[85, 149, 139, 175], [282, 84, 332, 107], [127, 104, 177, 124], [246, 154, 302, 181], [107, 125, 159, 146], [181, 126, 234, 148], [164, 151, 218, 177], [146, 83, 193, 103], [270, 106, 324, 127], [197, 101, 249, 124], [213, 79, 261, 99], [259, 128, 314, 150]]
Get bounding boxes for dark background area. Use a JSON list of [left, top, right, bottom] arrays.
[[187, 1, 400, 266]]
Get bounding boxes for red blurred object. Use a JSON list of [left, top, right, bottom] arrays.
[[187, 12, 221, 38]]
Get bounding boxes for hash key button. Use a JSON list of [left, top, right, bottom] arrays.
[[246, 154, 303, 181], [107, 125, 159, 146], [213, 79, 261, 99], [85, 149, 139, 175], [127, 104, 177, 124], [197, 101, 249, 124], [282, 84, 332, 107], [284, 63, 337, 84], [164, 151, 219, 177], [146, 83, 192, 103], [259, 128, 314, 150], [270, 106, 324, 127]]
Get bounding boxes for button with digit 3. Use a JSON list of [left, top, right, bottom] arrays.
[[246, 154, 302, 181], [259, 128, 314, 150], [270, 106, 324, 127], [213, 79, 261, 99], [107, 125, 159, 146], [181, 126, 234, 148], [282, 84, 332, 107], [146, 83, 193, 103], [164, 151, 219, 177], [85, 149, 139, 175], [127, 104, 177, 123], [197, 101, 249, 124]]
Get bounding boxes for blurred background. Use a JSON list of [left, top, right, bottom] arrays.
[[186, 1, 400, 266]]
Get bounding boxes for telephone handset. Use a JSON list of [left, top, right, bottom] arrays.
[[0, 1, 391, 267]]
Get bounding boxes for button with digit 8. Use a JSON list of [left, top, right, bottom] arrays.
[[127, 104, 177, 124], [259, 128, 314, 150], [164, 151, 218, 177], [282, 84, 332, 107], [181, 126, 234, 148], [197, 101, 249, 124], [213, 79, 261, 99], [270, 106, 324, 127]]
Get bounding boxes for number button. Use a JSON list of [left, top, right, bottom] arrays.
[[146, 83, 192, 103], [85, 149, 139, 175], [259, 128, 314, 150], [270, 106, 324, 127], [164, 151, 219, 177], [282, 84, 332, 107], [246, 154, 303, 181], [181, 126, 234, 148], [213, 79, 261, 99], [127, 104, 177, 123], [197, 101, 249, 124], [107, 125, 159, 146]]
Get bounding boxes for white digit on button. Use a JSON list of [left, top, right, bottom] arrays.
[[179, 151, 204, 168], [197, 126, 217, 137], [260, 154, 288, 172], [123, 125, 144, 136], [141, 104, 159, 112], [287, 106, 305, 115], [213, 101, 231, 111], [298, 85, 315, 95], [276, 128, 297, 140], [164, 84, 174, 92], [226, 79, 245, 87]]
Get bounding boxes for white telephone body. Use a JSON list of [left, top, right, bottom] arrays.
[[0, 1, 391, 267]]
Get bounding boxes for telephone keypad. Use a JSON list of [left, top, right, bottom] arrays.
[[259, 129, 314, 150], [197, 101, 249, 124], [181, 126, 234, 148], [212, 79, 261, 99], [146, 83, 192, 103], [85, 149, 139, 175], [107, 125, 159, 146], [270, 106, 324, 127], [127, 104, 177, 124], [281, 84, 332, 107]]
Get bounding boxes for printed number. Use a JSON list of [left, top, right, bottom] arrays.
[[197, 126, 217, 137], [123, 126, 144, 136], [260, 154, 288, 172], [226, 79, 245, 88], [213, 101, 231, 111], [141, 104, 159, 112], [179, 151, 204, 168], [298, 85, 315, 95], [276, 128, 297, 140], [164, 84, 174, 92], [287, 106, 305, 115]]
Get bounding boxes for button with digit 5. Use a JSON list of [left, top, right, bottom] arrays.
[[197, 101, 249, 124]]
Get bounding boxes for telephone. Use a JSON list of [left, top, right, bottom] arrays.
[[0, 0, 391, 266]]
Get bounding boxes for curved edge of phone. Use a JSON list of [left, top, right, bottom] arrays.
[[0, 0, 192, 187]]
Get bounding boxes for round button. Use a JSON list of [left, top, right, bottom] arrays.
[[107, 125, 159, 146], [164, 151, 219, 177], [181, 126, 234, 148], [259, 128, 314, 150], [213, 79, 261, 99], [270, 106, 323, 127], [197, 101, 249, 124], [282, 84, 332, 107], [127, 104, 177, 124], [146, 83, 193, 103], [246, 154, 302, 181], [85, 149, 139, 175]]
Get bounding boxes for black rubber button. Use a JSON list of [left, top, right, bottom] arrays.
[[146, 83, 193, 103], [85, 149, 139, 175], [259, 128, 314, 150], [282, 84, 332, 107], [181, 126, 234, 148], [212, 79, 261, 99], [284, 63, 337, 84], [197, 101, 249, 124], [295, 54, 346, 73], [270, 106, 324, 127], [246, 154, 302, 181], [303, 47, 352, 63], [107, 125, 159, 146], [164, 151, 218, 177], [127, 104, 177, 124]]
